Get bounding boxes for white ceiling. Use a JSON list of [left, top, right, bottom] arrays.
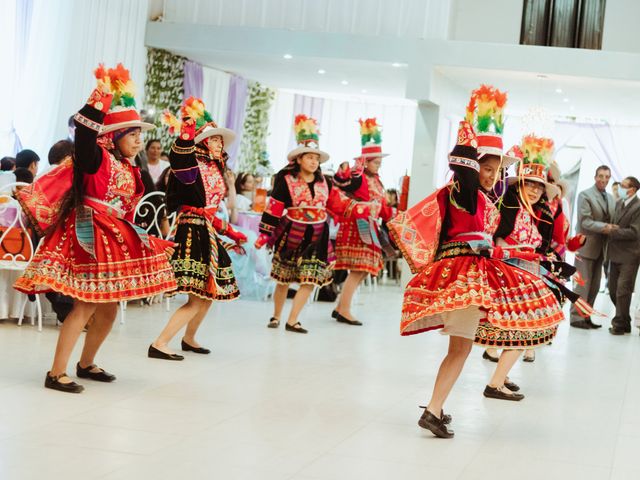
[[435, 65, 640, 125], [173, 48, 410, 98]]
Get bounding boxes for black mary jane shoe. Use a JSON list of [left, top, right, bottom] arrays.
[[267, 317, 280, 329], [148, 344, 184, 361], [285, 322, 308, 334], [331, 310, 339, 319], [418, 409, 454, 438], [482, 350, 499, 363], [181, 340, 211, 355], [44, 372, 84, 394], [335, 312, 363, 326], [484, 385, 524, 401], [76, 363, 116, 382], [419, 405, 451, 425], [586, 319, 602, 329], [504, 379, 520, 392]]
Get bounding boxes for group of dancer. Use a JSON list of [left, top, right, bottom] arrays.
[[389, 85, 594, 438], [12, 64, 393, 393], [10, 64, 595, 441]]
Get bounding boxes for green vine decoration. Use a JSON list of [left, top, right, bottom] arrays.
[[144, 48, 185, 152], [238, 81, 275, 174]]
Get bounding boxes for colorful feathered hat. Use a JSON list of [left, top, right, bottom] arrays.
[[95, 64, 154, 135], [508, 134, 560, 198], [287, 114, 329, 163], [355, 118, 389, 160], [162, 97, 235, 146], [465, 84, 518, 168]]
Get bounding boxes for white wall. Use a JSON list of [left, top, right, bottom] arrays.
[[449, 0, 523, 44], [602, 0, 640, 53]]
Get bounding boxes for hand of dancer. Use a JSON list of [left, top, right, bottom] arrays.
[[254, 234, 269, 249], [85, 87, 113, 113], [180, 116, 196, 141], [567, 234, 586, 252], [225, 225, 247, 245], [352, 203, 371, 219]]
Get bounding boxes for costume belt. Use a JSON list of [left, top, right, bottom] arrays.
[[285, 206, 327, 224], [76, 196, 150, 260]]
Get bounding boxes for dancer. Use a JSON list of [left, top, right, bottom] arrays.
[[15, 64, 177, 393], [332, 118, 394, 326], [149, 97, 246, 360], [476, 136, 593, 395], [388, 85, 564, 438], [255, 115, 358, 333]]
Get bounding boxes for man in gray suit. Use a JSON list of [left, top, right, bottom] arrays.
[[570, 166, 616, 329], [608, 176, 640, 335]]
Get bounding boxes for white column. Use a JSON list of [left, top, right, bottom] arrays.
[[400, 101, 440, 288]]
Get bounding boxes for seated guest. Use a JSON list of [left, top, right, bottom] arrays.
[[15, 149, 40, 176], [145, 139, 170, 183], [1, 157, 16, 171], [14, 167, 34, 188], [48, 140, 74, 166], [234, 171, 255, 211]]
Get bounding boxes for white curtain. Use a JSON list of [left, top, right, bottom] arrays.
[[2, 0, 148, 166], [201, 66, 231, 125], [267, 90, 417, 189]]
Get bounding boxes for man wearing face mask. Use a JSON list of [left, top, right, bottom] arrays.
[[570, 166, 616, 329], [607, 176, 640, 335]]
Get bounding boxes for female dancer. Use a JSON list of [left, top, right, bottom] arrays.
[[15, 64, 176, 393], [149, 97, 246, 360], [255, 115, 359, 333], [476, 135, 593, 396], [332, 118, 394, 326], [388, 85, 565, 438]]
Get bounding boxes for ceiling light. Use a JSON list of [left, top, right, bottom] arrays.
[[563, 98, 569, 103], [317, 69, 326, 74], [555, 87, 562, 94], [392, 62, 402, 67], [283, 54, 292, 60], [361, 89, 368, 94], [341, 80, 349, 85]]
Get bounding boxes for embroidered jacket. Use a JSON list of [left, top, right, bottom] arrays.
[[259, 170, 350, 237], [165, 139, 227, 213], [333, 160, 394, 222]]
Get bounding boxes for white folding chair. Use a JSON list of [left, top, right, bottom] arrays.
[[0, 182, 43, 331], [120, 191, 175, 323]]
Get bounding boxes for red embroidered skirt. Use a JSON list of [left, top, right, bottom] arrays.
[[14, 208, 176, 303], [334, 218, 383, 275], [401, 249, 564, 337]]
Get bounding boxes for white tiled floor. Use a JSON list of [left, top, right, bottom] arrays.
[[0, 284, 638, 479]]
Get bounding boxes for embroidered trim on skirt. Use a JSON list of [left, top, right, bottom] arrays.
[[270, 218, 333, 286], [400, 245, 564, 336], [334, 218, 382, 275], [167, 212, 239, 301], [474, 321, 558, 349], [14, 209, 176, 303]]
